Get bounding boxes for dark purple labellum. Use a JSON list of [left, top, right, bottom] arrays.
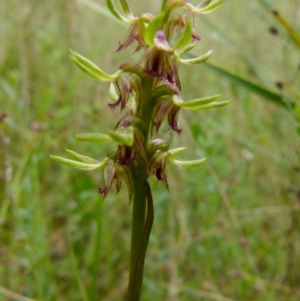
[[98, 185, 107, 196]]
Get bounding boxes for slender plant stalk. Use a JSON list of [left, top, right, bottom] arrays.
[[128, 180, 154, 301], [128, 163, 147, 296], [128, 79, 155, 300]]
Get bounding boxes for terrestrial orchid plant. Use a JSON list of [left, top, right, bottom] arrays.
[[51, 0, 228, 299]]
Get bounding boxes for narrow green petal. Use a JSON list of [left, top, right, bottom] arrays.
[[107, 126, 134, 146], [144, 12, 165, 46], [106, 0, 129, 21], [177, 49, 213, 64], [65, 149, 100, 164], [70, 50, 121, 81], [172, 94, 221, 108], [118, 0, 132, 18], [187, 0, 225, 14], [50, 156, 103, 170], [75, 133, 112, 143], [185, 100, 231, 111], [169, 157, 207, 167], [168, 147, 187, 157], [175, 43, 197, 57], [172, 19, 192, 50]]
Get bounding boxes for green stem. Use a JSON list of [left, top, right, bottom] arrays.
[[127, 77, 155, 301], [129, 165, 147, 279], [127, 177, 154, 301]]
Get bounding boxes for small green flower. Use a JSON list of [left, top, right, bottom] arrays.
[[50, 150, 108, 170], [147, 140, 206, 188], [98, 160, 134, 202]]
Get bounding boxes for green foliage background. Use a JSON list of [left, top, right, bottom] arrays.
[[1, 0, 300, 300]]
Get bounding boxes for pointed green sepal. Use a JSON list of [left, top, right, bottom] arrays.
[[70, 50, 121, 82], [172, 19, 192, 50], [168, 147, 187, 157], [169, 157, 207, 167], [144, 12, 166, 46], [168, 147, 206, 167], [107, 126, 134, 146], [175, 43, 197, 57], [75, 133, 112, 143], [106, 0, 130, 22], [177, 49, 213, 64], [172, 94, 222, 108], [65, 149, 100, 164], [187, 0, 225, 14], [187, 100, 231, 111], [50, 155, 106, 170], [118, 0, 132, 18]]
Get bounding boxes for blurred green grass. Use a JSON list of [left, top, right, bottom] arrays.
[[1, 0, 300, 300]]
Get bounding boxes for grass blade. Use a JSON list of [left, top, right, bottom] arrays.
[[202, 61, 293, 109], [272, 10, 300, 49]]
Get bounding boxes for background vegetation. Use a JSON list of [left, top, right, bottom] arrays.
[[1, 0, 300, 300]]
